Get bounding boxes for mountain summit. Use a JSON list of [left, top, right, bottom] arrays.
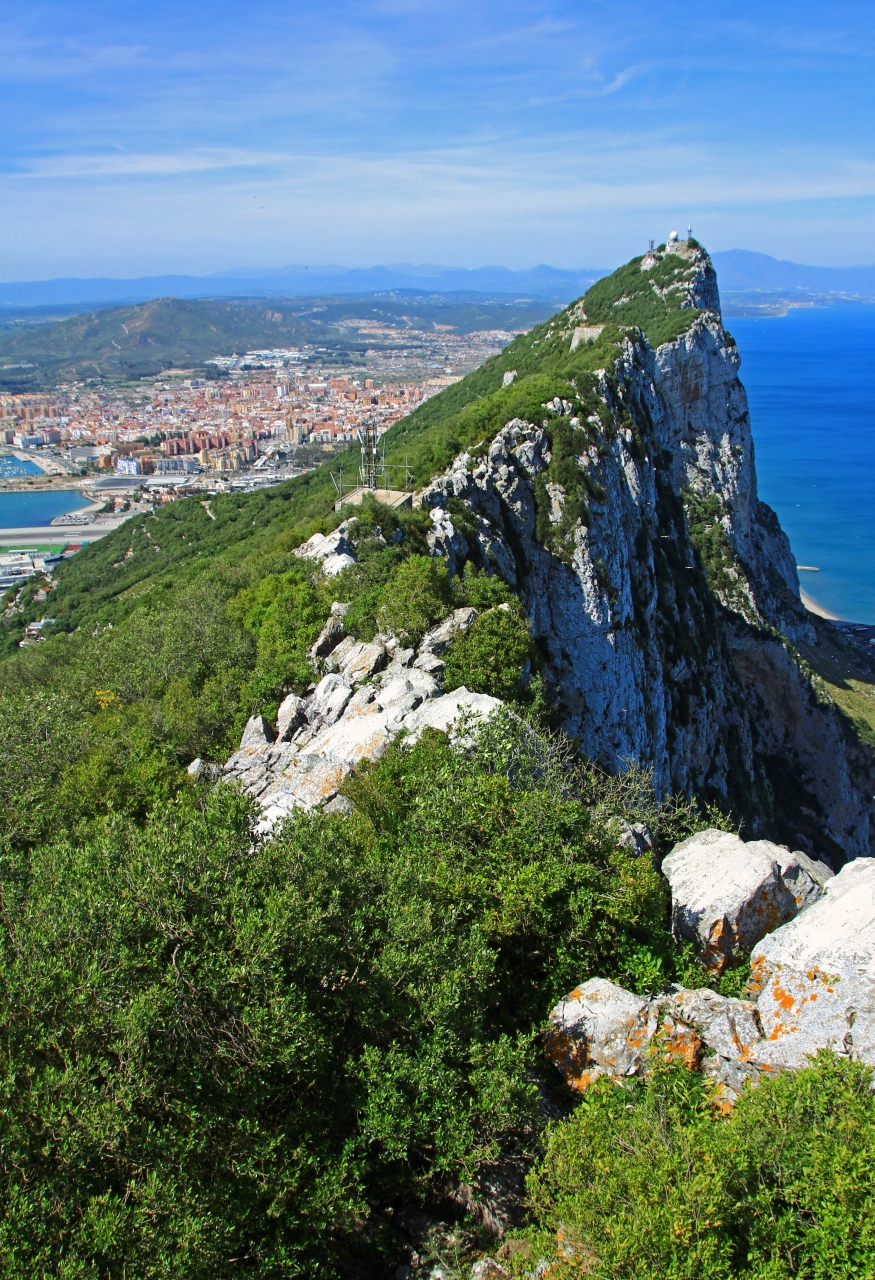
[[320, 236, 871, 861]]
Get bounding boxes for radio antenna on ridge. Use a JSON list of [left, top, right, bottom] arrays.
[[358, 419, 385, 491]]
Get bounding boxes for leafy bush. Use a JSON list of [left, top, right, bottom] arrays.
[[0, 716, 703, 1277], [228, 563, 326, 709], [443, 604, 536, 699], [374, 553, 454, 641], [519, 1054, 875, 1280]]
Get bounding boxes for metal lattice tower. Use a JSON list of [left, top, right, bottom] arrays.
[[358, 421, 385, 490]]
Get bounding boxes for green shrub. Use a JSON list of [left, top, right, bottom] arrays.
[[0, 716, 700, 1277], [519, 1054, 875, 1280], [443, 605, 536, 700], [375, 553, 454, 641]]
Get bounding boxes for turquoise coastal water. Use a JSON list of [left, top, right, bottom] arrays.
[[731, 305, 875, 623], [0, 489, 91, 528]]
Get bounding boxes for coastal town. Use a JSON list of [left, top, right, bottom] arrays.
[[0, 328, 517, 600], [0, 350, 466, 482]]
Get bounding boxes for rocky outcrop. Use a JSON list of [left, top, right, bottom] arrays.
[[294, 523, 358, 577], [663, 828, 832, 972], [546, 857, 875, 1103], [412, 247, 873, 861], [221, 606, 500, 830], [546, 978, 763, 1106], [748, 857, 875, 1070]]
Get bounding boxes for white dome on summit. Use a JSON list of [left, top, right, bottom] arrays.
[[668, 229, 679, 241]]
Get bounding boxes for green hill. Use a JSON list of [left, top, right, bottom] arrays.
[[0, 293, 554, 390]]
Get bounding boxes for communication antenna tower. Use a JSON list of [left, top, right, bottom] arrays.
[[358, 419, 385, 490], [330, 419, 416, 506], [648, 239, 655, 252]]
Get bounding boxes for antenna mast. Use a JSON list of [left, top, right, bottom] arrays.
[[358, 419, 385, 491]]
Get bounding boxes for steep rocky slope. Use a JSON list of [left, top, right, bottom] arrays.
[[408, 243, 873, 862], [253, 238, 872, 864]]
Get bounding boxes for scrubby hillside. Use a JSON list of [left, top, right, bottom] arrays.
[[2, 242, 875, 1277]]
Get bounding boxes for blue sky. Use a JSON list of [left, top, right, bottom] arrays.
[[3, 0, 874, 278]]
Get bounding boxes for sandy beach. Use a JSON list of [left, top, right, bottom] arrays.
[[800, 589, 841, 621]]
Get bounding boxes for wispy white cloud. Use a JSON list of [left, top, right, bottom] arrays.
[[18, 148, 291, 178], [1, 0, 875, 275]]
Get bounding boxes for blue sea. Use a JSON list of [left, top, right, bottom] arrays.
[[731, 305, 875, 623], [0, 455, 45, 479], [0, 489, 91, 528]]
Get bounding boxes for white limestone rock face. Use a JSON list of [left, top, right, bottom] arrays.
[[275, 694, 305, 741], [545, 856, 875, 1103], [239, 714, 275, 751], [321, 551, 356, 578], [749, 858, 875, 1071], [545, 979, 651, 1086], [294, 524, 356, 564], [662, 828, 810, 972], [411, 259, 873, 860], [420, 606, 478, 655], [222, 613, 503, 832], [761, 844, 834, 912], [545, 977, 764, 1105]]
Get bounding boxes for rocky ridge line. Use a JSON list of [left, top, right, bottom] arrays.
[[207, 523, 502, 829], [409, 244, 871, 860]]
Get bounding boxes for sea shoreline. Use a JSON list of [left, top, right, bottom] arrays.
[[801, 589, 841, 622]]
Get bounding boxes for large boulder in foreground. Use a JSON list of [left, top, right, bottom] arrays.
[[546, 858, 875, 1104], [546, 978, 764, 1106], [750, 857, 875, 1070], [662, 828, 832, 972]]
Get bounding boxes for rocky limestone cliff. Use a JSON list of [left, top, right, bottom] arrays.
[[217, 243, 872, 864], [413, 244, 872, 862]]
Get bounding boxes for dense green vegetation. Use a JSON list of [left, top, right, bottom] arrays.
[[517, 1055, 875, 1279], [0, 294, 554, 390], [2, 251, 863, 1276], [581, 250, 707, 347], [1, 699, 712, 1277]]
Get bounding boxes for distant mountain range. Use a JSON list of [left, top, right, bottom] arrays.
[[2, 249, 874, 316], [0, 264, 606, 311], [711, 250, 875, 295]]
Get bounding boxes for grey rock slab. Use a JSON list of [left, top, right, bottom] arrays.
[[239, 714, 276, 751], [749, 857, 875, 1071], [339, 639, 387, 684], [375, 675, 425, 715], [323, 794, 354, 816], [658, 986, 764, 1104], [662, 828, 798, 972], [769, 845, 834, 912], [306, 710, 397, 770], [420, 606, 478, 655], [294, 528, 352, 562], [277, 693, 308, 741], [276, 751, 351, 809], [616, 819, 654, 856], [546, 977, 765, 1105], [403, 687, 502, 742], [187, 757, 217, 779], [310, 613, 345, 660], [321, 551, 357, 578], [325, 635, 358, 672], [343, 684, 378, 716], [307, 673, 353, 728], [546, 978, 652, 1086], [412, 651, 446, 677]]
